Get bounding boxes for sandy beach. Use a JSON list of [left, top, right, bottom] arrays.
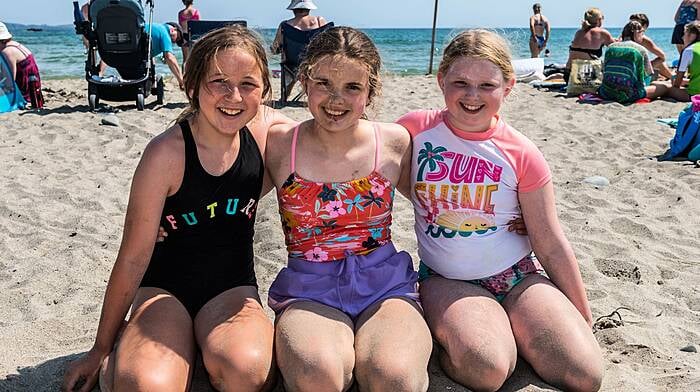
[[1, 75, 699, 391]]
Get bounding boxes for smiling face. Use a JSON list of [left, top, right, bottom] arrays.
[[304, 55, 370, 132], [438, 56, 514, 133], [195, 48, 264, 136]]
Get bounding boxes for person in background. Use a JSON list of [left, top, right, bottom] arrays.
[[178, 0, 200, 63], [80, 1, 107, 76], [599, 21, 668, 103], [529, 3, 550, 58], [665, 21, 700, 101], [136, 23, 184, 90], [629, 13, 673, 80], [270, 0, 328, 99], [673, 0, 700, 54], [565, 7, 616, 82], [0, 22, 43, 109]]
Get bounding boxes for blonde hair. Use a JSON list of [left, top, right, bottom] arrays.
[[438, 29, 514, 83], [297, 26, 382, 106], [582, 8, 603, 30], [176, 25, 271, 123]]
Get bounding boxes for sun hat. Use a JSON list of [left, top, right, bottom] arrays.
[[287, 0, 317, 10], [0, 22, 13, 40]]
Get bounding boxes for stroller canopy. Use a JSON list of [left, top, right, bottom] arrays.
[[90, 0, 145, 27]]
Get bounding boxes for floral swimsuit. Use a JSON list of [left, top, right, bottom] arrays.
[[277, 124, 395, 262]]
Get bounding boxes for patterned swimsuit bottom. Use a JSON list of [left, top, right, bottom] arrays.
[[419, 253, 547, 302]]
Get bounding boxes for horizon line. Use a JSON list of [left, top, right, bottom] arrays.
[[4, 22, 678, 30]]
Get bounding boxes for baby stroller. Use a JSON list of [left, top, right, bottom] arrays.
[[75, 0, 164, 111]]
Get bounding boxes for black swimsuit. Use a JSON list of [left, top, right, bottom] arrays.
[[140, 120, 263, 317], [569, 45, 604, 59]]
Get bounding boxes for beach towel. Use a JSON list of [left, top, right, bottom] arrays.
[[598, 44, 648, 104], [513, 58, 545, 82], [0, 54, 26, 113], [566, 59, 603, 96], [659, 103, 700, 160]]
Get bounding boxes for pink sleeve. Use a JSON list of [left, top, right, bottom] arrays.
[[493, 125, 551, 193], [395, 109, 443, 137], [192, 9, 201, 20]]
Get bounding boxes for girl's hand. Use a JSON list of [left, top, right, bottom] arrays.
[[507, 217, 528, 235], [156, 226, 168, 242], [62, 347, 107, 392]]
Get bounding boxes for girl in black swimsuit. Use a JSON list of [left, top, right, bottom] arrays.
[[63, 26, 286, 392]]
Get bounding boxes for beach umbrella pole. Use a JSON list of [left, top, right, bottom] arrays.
[[428, 0, 439, 74]]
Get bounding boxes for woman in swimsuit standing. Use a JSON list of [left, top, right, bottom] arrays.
[[178, 0, 201, 63], [529, 3, 550, 58], [673, 0, 700, 53], [565, 8, 616, 81]]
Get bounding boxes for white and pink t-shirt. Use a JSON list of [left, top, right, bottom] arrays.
[[397, 110, 551, 280]]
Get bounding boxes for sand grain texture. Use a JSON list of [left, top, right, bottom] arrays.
[[1, 77, 698, 391]]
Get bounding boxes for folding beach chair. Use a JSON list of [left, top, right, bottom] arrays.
[[280, 22, 334, 104], [187, 20, 247, 48]]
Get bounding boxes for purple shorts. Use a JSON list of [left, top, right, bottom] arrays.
[[268, 242, 419, 319]]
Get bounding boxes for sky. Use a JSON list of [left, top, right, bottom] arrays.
[[4, 0, 680, 29]]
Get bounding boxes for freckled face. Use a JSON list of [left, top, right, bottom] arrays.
[[304, 55, 371, 133], [438, 57, 514, 133], [196, 48, 264, 136]]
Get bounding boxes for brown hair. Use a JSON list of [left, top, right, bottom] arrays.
[[686, 20, 700, 37], [621, 20, 643, 41], [176, 25, 271, 123], [182, 0, 193, 6], [438, 29, 514, 83], [297, 26, 382, 106], [582, 8, 603, 30], [629, 13, 649, 29]]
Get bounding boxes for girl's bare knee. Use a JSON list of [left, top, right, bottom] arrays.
[[441, 347, 513, 392], [204, 347, 272, 391]]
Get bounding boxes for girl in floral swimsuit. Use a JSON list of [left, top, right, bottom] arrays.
[[265, 26, 432, 392]]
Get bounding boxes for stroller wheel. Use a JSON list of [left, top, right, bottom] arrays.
[[156, 78, 165, 105], [136, 93, 145, 111], [89, 94, 99, 111]]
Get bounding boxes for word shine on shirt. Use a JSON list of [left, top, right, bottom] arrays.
[[398, 110, 551, 280]]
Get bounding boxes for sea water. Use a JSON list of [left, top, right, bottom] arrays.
[[9, 26, 676, 79]]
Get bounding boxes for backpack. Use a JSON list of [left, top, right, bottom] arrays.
[[659, 102, 700, 160]]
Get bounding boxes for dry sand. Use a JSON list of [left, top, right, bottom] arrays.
[[1, 75, 698, 391]]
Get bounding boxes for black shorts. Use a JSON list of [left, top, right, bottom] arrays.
[[673, 23, 687, 45]]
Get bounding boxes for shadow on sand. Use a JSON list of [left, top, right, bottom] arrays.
[[17, 101, 188, 117], [1, 348, 553, 392]]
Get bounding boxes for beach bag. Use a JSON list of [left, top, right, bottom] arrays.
[[659, 97, 700, 160], [597, 45, 646, 104], [566, 59, 603, 96], [0, 54, 26, 113]]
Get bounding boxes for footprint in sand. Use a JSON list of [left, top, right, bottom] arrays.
[[610, 217, 654, 239], [593, 258, 642, 284]]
